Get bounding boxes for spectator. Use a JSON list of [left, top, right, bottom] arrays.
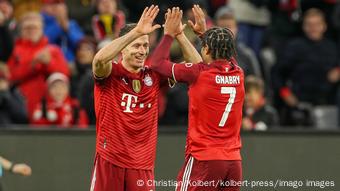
[[32, 73, 88, 128], [301, 0, 337, 39], [92, 0, 125, 41], [0, 0, 14, 62], [10, 0, 40, 19], [243, 76, 278, 131], [229, 0, 271, 56], [70, 37, 97, 125], [7, 12, 70, 121], [71, 36, 96, 98], [41, 0, 84, 63], [214, 6, 262, 78], [267, 0, 337, 66], [66, 0, 96, 35], [265, 0, 302, 66], [0, 64, 27, 125], [159, 83, 189, 125], [0, 155, 32, 191], [77, 71, 95, 125], [272, 8, 339, 125]]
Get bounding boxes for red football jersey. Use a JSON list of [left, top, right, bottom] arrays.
[[172, 60, 245, 161], [94, 61, 163, 170]]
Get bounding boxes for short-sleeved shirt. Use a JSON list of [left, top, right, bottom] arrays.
[[172, 59, 245, 161], [94, 61, 163, 170]]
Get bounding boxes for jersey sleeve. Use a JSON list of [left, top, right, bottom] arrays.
[[93, 60, 122, 85], [172, 62, 203, 84], [150, 35, 202, 85]]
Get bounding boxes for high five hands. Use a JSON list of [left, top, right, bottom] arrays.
[[134, 5, 161, 35], [134, 4, 206, 37], [164, 5, 207, 37], [187, 5, 207, 36], [164, 7, 183, 37]]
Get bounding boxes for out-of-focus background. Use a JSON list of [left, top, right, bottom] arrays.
[[0, 0, 340, 190]]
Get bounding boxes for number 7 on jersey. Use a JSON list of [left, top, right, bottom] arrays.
[[219, 87, 236, 127]]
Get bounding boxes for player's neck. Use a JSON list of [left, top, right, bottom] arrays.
[[203, 55, 213, 64], [121, 60, 142, 73]]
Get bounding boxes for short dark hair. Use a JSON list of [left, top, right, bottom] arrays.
[[200, 27, 237, 60], [245, 76, 264, 93], [119, 23, 137, 37], [304, 8, 325, 22]]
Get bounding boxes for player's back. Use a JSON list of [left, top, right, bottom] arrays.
[[187, 60, 245, 161]]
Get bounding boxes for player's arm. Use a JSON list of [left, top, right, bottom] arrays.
[[175, 5, 206, 63], [0, 156, 32, 176], [176, 33, 202, 63], [151, 8, 200, 84], [150, 7, 182, 79], [0, 156, 13, 171], [92, 5, 160, 79]]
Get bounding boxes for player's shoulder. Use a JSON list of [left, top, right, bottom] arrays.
[[208, 59, 243, 72], [189, 62, 212, 71], [181, 62, 210, 79], [94, 61, 118, 86], [173, 62, 206, 67]]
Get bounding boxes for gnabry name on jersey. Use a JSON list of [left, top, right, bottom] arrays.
[[215, 75, 240, 85]]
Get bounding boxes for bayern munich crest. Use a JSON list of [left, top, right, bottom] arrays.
[[144, 75, 153, 86]]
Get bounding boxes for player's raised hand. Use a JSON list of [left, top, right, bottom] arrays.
[[177, 21, 187, 36], [164, 10, 186, 36], [134, 5, 161, 35], [164, 7, 183, 37], [187, 5, 207, 36], [12, 163, 32, 176]]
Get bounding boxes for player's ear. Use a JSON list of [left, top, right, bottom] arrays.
[[203, 45, 210, 56]]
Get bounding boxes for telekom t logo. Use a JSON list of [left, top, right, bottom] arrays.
[[121, 93, 138, 113], [121, 93, 152, 113]]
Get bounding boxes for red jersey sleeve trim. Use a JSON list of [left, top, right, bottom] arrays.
[[171, 63, 177, 83], [168, 78, 176, 88], [93, 60, 117, 81]]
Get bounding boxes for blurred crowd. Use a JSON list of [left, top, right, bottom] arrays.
[[0, 0, 340, 130]]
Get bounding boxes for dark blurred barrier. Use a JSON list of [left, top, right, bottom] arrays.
[[0, 127, 339, 191]]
